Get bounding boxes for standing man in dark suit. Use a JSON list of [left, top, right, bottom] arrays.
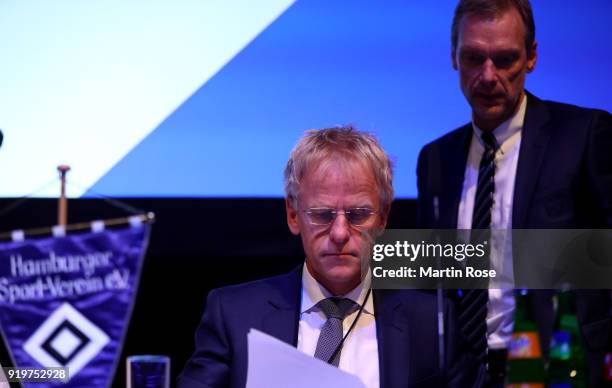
[[179, 126, 484, 387], [417, 0, 612, 386]]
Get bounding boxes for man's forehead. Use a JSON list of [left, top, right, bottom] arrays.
[[301, 189, 379, 208], [299, 160, 379, 197], [304, 156, 373, 180], [456, 13, 526, 54], [457, 9, 525, 40]]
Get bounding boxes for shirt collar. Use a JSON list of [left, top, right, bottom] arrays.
[[472, 93, 527, 148], [301, 262, 374, 315]]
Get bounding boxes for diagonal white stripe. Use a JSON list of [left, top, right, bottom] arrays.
[[0, 0, 295, 197]]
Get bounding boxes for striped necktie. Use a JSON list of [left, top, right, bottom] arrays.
[[459, 131, 499, 362], [472, 131, 498, 229]]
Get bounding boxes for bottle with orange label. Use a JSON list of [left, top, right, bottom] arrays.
[[506, 289, 546, 388]]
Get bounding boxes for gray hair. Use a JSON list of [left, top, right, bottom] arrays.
[[284, 125, 394, 210]]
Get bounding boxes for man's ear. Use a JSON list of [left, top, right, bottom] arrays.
[[379, 204, 390, 229], [286, 197, 300, 236], [526, 40, 537, 73], [451, 49, 458, 70], [374, 203, 391, 237]]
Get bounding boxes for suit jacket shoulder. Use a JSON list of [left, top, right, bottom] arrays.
[[177, 268, 301, 388], [516, 92, 612, 228], [416, 124, 472, 228], [539, 96, 610, 120], [419, 123, 471, 164], [210, 268, 301, 309]]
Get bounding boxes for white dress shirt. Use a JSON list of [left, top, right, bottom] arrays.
[[457, 95, 527, 349], [298, 263, 379, 388]]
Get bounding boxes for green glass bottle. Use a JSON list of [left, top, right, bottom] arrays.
[[548, 291, 587, 388], [506, 289, 546, 388]]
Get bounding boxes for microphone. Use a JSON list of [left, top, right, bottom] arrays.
[[427, 145, 446, 378], [427, 144, 442, 225]]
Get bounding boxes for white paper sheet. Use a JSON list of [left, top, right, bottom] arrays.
[[246, 328, 367, 388]]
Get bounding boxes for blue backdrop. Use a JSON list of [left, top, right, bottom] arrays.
[[1, 1, 610, 198]]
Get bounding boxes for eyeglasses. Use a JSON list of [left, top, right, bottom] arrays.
[[303, 207, 378, 227]]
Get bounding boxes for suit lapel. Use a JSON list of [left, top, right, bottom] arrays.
[[261, 266, 302, 346], [513, 93, 553, 228], [440, 125, 472, 228], [374, 290, 410, 388]]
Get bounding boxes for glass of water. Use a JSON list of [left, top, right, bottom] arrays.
[[126, 355, 170, 388]]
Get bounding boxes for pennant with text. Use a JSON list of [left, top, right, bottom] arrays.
[[0, 223, 150, 387]]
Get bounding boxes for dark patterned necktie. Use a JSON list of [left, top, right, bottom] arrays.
[[472, 131, 498, 230], [314, 297, 357, 366], [459, 131, 499, 362]]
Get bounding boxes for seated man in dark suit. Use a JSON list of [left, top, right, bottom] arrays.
[[178, 126, 485, 387]]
